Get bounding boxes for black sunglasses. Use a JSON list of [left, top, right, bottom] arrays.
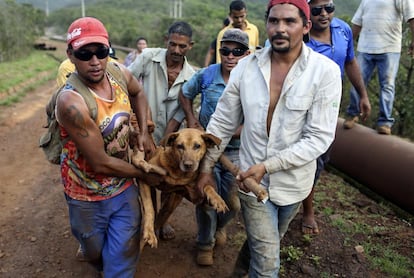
[[219, 47, 247, 57], [73, 46, 110, 61], [311, 4, 335, 16]]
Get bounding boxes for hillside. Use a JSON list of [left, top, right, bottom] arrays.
[[17, 0, 361, 17], [34, 0, 360, 67]]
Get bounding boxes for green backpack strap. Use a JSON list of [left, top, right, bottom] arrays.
[[64, 62, 127, 121], [66, 73, 98, 120], [106, 61, 128, 94]]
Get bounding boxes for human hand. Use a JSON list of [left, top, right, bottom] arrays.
[[137, 131, 156, 159], [236, 163, 266, 193], [186, 118, 204, 131], [138, 171, 165, 187], [359, 96, 371, 122]]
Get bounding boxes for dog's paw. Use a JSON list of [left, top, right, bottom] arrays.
[[142, 229, 158, 248], [209, 197, 229, 213], [203, 185, 229, 213]]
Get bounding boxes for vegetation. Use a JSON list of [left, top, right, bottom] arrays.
[[0, 0, 45, 62], [315, 173, 414, 277], [0, 50, 59, 105], [19, 0, 361, 67]]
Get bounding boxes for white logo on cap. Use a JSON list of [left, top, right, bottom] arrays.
[[67, 27, 82, 40], [73, 39, 86, 48]]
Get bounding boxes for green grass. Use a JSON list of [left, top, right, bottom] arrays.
[[364, 242, 413, 277], [0, 74, 55, 106], [0, 50, 59, 106], [314, 170, 414, 277], [0, 50, 59, 93], [281, 245, 304, 262]]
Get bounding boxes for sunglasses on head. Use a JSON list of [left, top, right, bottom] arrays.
[[219, 47, 247, 57], [73, 46, 110, 61], [311, 4, 335, 16]]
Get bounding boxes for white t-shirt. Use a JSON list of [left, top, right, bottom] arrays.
[[352, 0, 414, 53]]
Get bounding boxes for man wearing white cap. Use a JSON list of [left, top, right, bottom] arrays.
[[56, 17, 164, 277]]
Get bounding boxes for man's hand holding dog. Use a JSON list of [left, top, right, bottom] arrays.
[[236, 163, 266, 193], [136, 169, 165, 187]]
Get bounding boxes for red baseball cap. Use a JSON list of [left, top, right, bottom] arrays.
[[67, 17, 109, 50], [267, 0, 310, 21]]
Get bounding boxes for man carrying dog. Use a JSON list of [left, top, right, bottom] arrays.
[[196, 0, 342, 276], [56, 17, 164, 277], [179, 29, 250, 266], [128, 21, 196, 239]]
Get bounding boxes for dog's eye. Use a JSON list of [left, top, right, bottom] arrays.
[[193, 143, 201, 150], [177, 144, 185, 150]]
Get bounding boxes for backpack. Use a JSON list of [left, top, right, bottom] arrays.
[[39, 62, 127, 164]]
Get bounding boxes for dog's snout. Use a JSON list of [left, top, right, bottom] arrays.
[[183, 161, 194, 170]]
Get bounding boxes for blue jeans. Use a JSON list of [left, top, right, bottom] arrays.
[[347, 52, 400, 127], [238, 193, 301, 278], [65, 185, 141, 278], [196, 149, 240, 250]]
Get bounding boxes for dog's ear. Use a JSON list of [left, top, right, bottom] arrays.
[[202, 133, 222, 149], [160, 132, 180, 147]]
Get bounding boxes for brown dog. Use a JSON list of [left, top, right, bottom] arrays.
[[136, 128, 228, 250]]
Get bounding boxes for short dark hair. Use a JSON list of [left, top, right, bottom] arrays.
[[168, 21, 193, 39], [223, 17, 231, 27], [229, 0, 246, 12], [136, 37, 147, 43]]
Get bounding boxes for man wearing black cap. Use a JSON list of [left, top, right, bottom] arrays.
[[180, 28, 250, 266], [196, 0, 342, 276]]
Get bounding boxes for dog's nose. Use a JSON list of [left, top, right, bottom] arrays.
[[183, 161, 194, 170]]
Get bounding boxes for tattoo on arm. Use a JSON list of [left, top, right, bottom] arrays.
[[64, 105, 89, 138]]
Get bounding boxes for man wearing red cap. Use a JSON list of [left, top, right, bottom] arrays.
[[56, 17, 164, 277], [196, 0, 342, 276]]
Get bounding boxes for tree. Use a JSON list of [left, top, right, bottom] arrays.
[[0, 0, 45, 62]]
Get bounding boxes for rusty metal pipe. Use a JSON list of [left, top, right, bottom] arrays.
[[330, 118, 414, 214]]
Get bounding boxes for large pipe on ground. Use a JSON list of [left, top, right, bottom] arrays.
[[329, 118, 414, 214]]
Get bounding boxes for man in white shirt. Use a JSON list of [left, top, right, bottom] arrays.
[[196, 0, 342, 276], [344, 0, 414, 135]]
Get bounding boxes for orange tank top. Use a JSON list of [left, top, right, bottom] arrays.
[[60, 74, 134, 201]]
